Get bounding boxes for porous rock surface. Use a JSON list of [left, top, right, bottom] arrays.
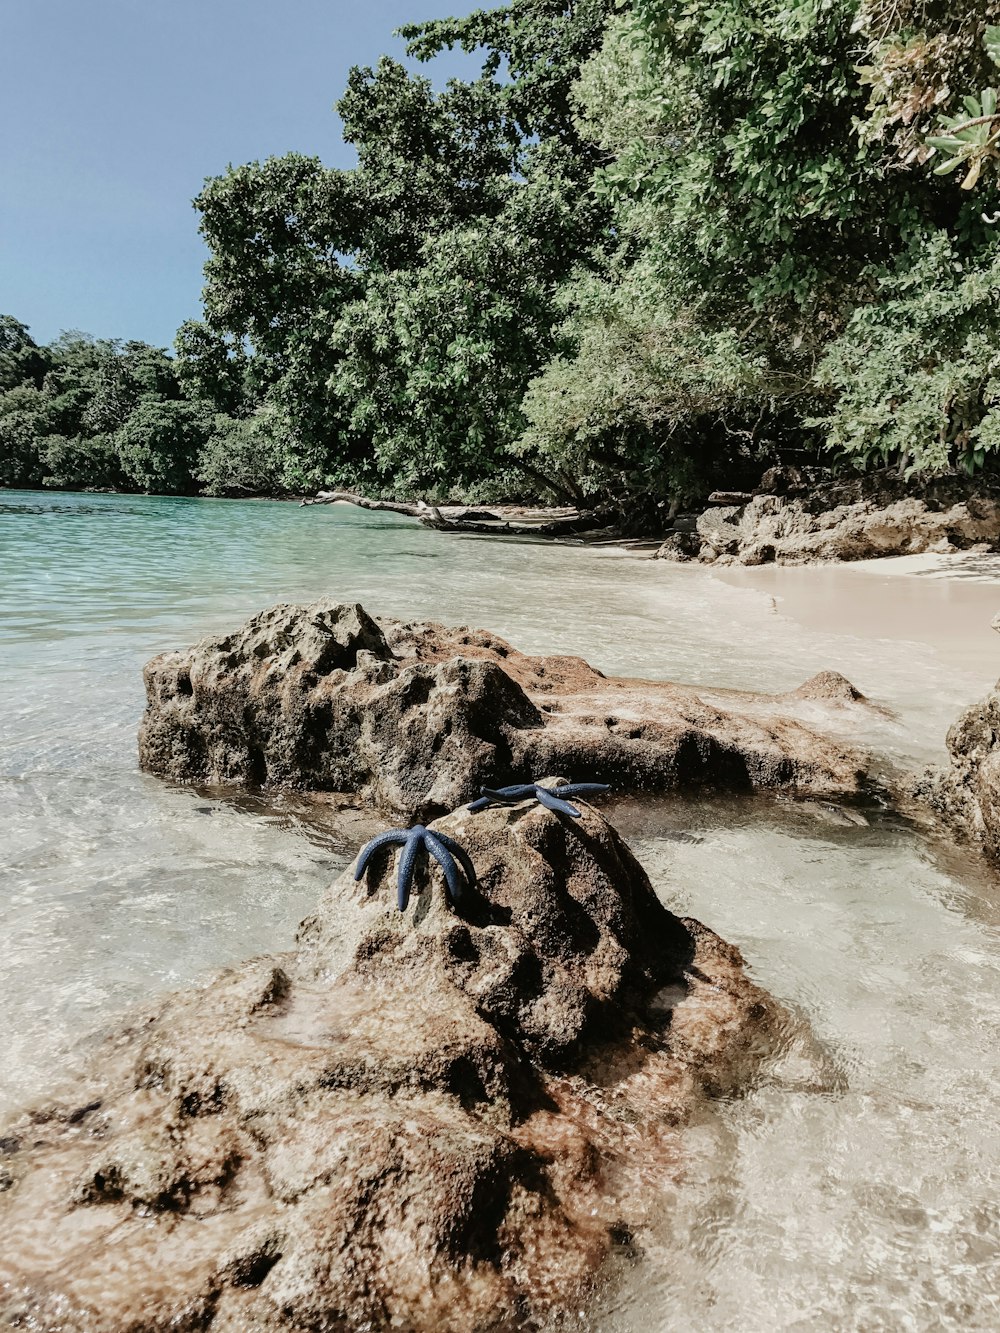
[[657, 472, 1000, 566], [0, 799, 798, 1331], [916, 619, 1000, 862], [138, 600, 870, 818]]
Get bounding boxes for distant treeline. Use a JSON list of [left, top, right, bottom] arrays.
[[3, 0, 999, 512], [0, 318, 277, 496]]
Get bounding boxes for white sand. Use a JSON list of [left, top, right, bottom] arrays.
[[715, 551, 1000, 680]]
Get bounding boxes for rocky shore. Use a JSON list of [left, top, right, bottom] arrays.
[[0, 795, 821, 1331], [138, 599, 872, 818], [656, 471, 1000, 566]]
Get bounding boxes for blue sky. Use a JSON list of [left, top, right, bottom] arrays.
[[1, 1, 491, 349]]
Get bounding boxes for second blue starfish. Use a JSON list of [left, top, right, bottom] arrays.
[[468, 781, 609, 818], [354, 825, 476, 911]]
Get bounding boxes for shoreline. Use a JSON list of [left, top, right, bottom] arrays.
[[712, 550, 1000, 681]]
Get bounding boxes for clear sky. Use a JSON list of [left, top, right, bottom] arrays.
[[1, 1, 491, 350]]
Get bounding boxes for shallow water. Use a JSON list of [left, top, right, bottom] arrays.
[[2, 489, 1000, 1328]]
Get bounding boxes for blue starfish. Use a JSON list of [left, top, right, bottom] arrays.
[[354, 825, 476, 911], [468, 781, 610, 818]]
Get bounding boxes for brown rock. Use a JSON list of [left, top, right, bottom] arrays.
[[138, 601, 872, 819], [0, 799, 809, 1332], [656, 472, 1000, 566], [916, 668, 1000, 862]]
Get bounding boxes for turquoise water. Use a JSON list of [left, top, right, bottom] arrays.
[[3, 488, 1000, 1330]]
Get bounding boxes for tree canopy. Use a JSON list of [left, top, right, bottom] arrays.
[[3, 0, 998, 509]]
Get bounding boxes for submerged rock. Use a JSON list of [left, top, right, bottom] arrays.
[[138, 600, 871, 818], [0, 799, 805, 1332], [656, 473, 1000, 566]]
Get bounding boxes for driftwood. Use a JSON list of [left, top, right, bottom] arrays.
[[707, 490, 755, 505], [300, 490, 609, 538]]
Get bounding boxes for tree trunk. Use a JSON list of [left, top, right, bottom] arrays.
[[299, 489, 611, 538]]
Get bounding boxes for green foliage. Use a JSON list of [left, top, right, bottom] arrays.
[[520, 0, 1000, 496], [8, 0, 1000, 510], [0, 386, 51, 487], [932, 27, 1000, 190], [195, 410, 288, 496], [112, 399, 212, 494], [0, 318, 223, 495], [0, 316, 48, 393], [856, 2, 1000, 188], [518, 259, 785, 504], [174, 320, 249, 417], [42, 433, 125, 490], [816, 233, 1000, 473], [193, 0, 615, 497]]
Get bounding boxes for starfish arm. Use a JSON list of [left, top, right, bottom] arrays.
[[554, 783, 610, 799], [423, 832, 465, 903], [429, 829, 477, 889], [534, 786, 581, 818], [472, 783, 536, 809], [396, 830, 423, 912], [355, 829, 407, 880], [477, 788, 521, 805]]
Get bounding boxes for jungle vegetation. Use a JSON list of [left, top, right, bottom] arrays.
[[2, 0, 998, 515]]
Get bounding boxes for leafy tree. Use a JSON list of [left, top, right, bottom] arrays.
[[82, 341, 177, 436], [0, 386, 51, 487], [195, 409, 288, 496], [0, 316, 48, 393], [816, 232, 1000, 473], [193, 1, 616, 497], [518, 0, 1000, 496], [112, 399, 212, 494], [174, 319, 250, 417], [41, 433, 125, 490], [857, 4, 1000, 189]]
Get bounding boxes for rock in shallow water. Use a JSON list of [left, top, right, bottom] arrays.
[[138, 599, 871, 819], [917, 669, 1000, 864], [0, 799, 815, 1332]]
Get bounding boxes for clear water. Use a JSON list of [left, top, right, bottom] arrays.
[[2, 488, 1000, 1329]]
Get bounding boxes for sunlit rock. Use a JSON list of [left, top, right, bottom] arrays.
[[657, 473, 1000, 565], [138, 599, 872, 818], [0, 799, 812, 1332]]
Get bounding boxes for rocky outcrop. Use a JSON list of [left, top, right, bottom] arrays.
[[0, 798, 812, 1332], [657, 472, 1000, 566], [138, 600, 871, 819], [916, 621, 1000, 862]]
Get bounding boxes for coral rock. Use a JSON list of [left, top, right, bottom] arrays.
[[0, 801, 807, 1332], [139, 601, 871, 819]]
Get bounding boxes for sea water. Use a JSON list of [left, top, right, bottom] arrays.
[[2, 488, 1000, 1329]]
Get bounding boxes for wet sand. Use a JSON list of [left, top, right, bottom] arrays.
[[715, 551, 1000, 681]]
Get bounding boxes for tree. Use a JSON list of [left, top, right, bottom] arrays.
[[195, 409, 288, 496], [0, 316, 48, 393], [192, 1, 616, 497], [0, 386, 51, 487], [113, 399, 212, 494], [174, 319, 250, 417]]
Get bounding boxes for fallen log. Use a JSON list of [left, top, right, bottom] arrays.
[[300, 490, 449, 521], [300, 489, 609, 538]]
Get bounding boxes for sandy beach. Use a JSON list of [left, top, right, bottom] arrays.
[[715, 550, 1000, 680]]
